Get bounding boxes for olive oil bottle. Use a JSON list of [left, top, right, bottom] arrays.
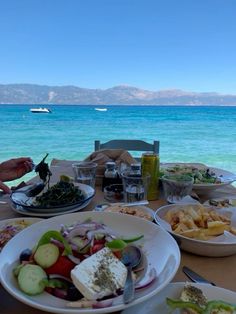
[[141, 153, 159, 200]]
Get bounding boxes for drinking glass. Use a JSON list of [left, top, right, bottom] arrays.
[[161, 174, 194, 203], [72, 162, 97, 188], [121, 172, 150, 203]]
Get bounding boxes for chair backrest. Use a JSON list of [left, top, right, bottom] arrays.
[[94, 140, 159, 157]]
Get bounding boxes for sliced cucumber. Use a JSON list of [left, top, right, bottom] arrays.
[[18, 264, 47, 295], [34, 243, 59, 268], [13, 264, 24, 277]]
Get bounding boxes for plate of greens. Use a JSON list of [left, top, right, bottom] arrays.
[[160, 163, 236, 193], [10, 181, 95, 214]]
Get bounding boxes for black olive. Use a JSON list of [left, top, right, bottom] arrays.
[[66, 284, 83, 301], [19, 248, 32, 262]]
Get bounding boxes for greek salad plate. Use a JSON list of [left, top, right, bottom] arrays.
[[0, 211, 180, 314], [122, 282, 236, 314]]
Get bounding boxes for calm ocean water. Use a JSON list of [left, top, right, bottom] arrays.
[[1, 104, 236, 183]]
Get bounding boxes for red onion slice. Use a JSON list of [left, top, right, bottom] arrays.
[[67, 298, 113, 309], [135, 268, 157, 290], [67, 254, 81, 265], [48, 274, 72, 282], [92, 299, 113, 308]]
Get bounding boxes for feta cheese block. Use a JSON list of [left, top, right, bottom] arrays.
[[71, 247, 127, 300]]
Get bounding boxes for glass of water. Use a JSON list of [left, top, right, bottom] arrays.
[[121, 171, 150, 203], [161, 174, 194, 203], [72, 162, 97, 188]]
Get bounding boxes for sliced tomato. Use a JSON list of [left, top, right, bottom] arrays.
[[113, 250, 122, 259], [45, 255, 76, 278], [93, 238, 106, 245], [90, 243, 105, 255]]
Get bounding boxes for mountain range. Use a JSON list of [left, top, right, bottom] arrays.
[[0, 83, 236, 105]]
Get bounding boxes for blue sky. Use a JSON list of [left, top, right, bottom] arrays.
[[0, 0, 236, 94]]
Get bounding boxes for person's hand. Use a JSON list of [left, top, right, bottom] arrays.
[[0, 157, 33, 193]]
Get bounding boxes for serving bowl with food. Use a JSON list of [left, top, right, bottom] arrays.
[[0, 211, 180, 314], [154, 203, 236, 257], [160, 163, 236, 194]]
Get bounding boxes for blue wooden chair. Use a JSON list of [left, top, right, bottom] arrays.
[[94, 140, 159, 159]]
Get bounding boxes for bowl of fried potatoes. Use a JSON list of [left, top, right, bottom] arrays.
[[154, 203, 236, 256]]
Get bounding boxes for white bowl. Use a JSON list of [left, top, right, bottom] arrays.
[[154, 203, 236, 257], [0, 211, 180, 314]]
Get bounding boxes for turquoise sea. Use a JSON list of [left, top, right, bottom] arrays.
[[1, 104, 236, 183]]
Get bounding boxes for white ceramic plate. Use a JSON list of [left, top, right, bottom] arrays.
[[122, 282, 236, 314], [204, 197, 236, 209], [160, 163, 236, 194], [0, 217, 42, 251], [0, 211, 180, 314], [11, 197, 92, 217], [10, 183, 95, 214], [155, 204, 236, 257], [94, 204, 154, 221]]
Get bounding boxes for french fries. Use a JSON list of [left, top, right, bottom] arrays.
[[164, 204, 235, 240]]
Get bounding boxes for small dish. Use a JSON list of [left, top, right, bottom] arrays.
[[104, 184, 124, 202]]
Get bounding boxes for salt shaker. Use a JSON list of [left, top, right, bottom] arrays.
[[104, 162, 117, 178], [130, 163, 141, 176]]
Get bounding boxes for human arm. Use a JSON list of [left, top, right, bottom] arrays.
[[0, 157, 33, 193]]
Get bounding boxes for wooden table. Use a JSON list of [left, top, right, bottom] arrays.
[[1, 160, 236, 313]]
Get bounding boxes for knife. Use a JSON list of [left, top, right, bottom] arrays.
[[182, 266, 216, 286]]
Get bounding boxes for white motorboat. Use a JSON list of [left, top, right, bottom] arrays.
[[95, 108, 107, 112], [30, 107, 52, 113]]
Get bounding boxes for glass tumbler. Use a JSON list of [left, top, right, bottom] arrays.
[[161, 174, 194, 203], [72, 162, 97, 188], [121, 171, 150, 203]]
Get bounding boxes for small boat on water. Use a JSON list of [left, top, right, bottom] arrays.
[[30, 107, 52, 113], [95, 108, 107, 112]]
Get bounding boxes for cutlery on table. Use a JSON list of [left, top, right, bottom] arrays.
[[182, 266, 216, 286], [12, 182, 45, 197], [109, 200, 149, 207], [121, 245, 142, 304], [95, 200, 149, 211]]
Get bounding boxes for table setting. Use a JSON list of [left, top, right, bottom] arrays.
[[0, 151, 236, 314]]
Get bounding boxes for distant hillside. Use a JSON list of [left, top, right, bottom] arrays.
[[0, 83, 236, 105]]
